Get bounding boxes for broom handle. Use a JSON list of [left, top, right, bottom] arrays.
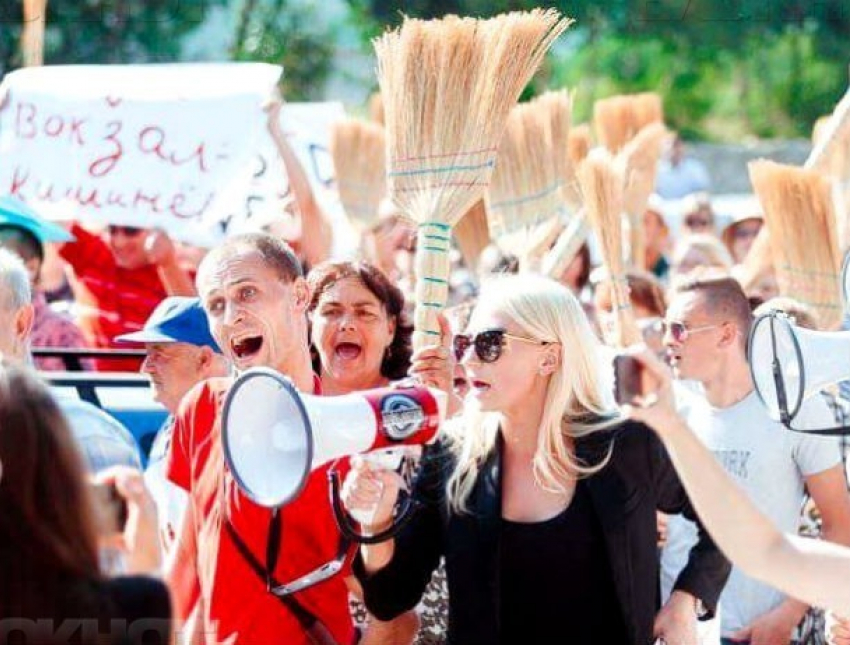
[[413, 221, 452, 352], [611, 275, 643, 347], [21, 0, 48, 67], [805, 86, 850, 172], [541, 210, 588, 279], [629, 212, 646, 271]]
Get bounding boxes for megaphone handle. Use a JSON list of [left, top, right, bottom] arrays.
[[328, 469, 422, 545]]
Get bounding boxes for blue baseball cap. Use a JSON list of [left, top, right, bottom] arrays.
[[114, 297, 221, 351], [0, 196, 75, 244]]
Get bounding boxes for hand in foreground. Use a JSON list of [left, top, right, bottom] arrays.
[[340, 456, 406, 533], [618, 345, 681, 435], [653, 590, 698, 645], [94, 466, 161, 575], [728, 603, 800, 645], [827, 612, 850, 645], [144, 228, 177, 267], [408, 312, 454, 396]]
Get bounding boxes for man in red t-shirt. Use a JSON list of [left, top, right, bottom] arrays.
[[59, 223, 195, 372], [165, 232, 355, 645]]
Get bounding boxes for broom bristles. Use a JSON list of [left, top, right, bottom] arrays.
[[454, 199, 491, 272], [567, 123, 593, 166], [594, 92, 664, 154], [632, 92, 664, 130], [565, 123, 592, 209], [811, 102, 850, 253], [577, 148, 642, 347], [749, 160, 843, 329], [619, 123, 669, 269], [488, 97, 565, 241], [369, 92, 385, 125], [806, 86, 850, 173], [594, 96, 632, 154], [375, 10, 572, 349], [329, 117, 386, 229]]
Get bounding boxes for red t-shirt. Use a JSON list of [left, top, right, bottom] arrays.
[[59, 223, 167, 372], [166, 376, 355, 645]]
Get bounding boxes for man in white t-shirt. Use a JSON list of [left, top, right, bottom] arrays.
[[659, 274, 850, 645]]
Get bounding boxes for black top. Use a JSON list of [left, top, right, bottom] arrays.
[[500, 481, 628, 643], [107, 576, 172, 645], [5, 575, 171, 645]]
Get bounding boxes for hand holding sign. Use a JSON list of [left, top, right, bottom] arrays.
[[143, 228, 177, 267]]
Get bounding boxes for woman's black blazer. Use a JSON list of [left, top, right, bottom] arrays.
[[353, 420, 731, 645]]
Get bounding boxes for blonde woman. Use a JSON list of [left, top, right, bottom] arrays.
[[342, 274, 730, 645]]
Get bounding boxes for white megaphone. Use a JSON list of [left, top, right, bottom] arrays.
[[748, 311, 850, 433], [221, 367, 447, 541]]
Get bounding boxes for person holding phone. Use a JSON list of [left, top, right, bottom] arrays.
[[0, 362, 170, 644], [623, 344, 850, 645], [341, 273, 730, 645]]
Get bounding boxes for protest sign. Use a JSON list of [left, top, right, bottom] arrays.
[[219, 100, 345, 236], [0, 63, 281, 246]]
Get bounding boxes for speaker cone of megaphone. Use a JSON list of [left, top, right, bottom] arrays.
[[221, 367, 446, 508], [748, 311, 850, 430]]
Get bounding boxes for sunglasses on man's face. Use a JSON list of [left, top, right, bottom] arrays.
[[662, 320, 720, 343], [453, 328, 551, 363]]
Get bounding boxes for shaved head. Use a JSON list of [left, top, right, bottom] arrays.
[[672, 274, 753, 350]]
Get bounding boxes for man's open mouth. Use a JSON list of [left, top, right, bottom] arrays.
[[231, 335, 263, 359]]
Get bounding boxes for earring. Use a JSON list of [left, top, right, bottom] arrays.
[[384, 345, 393, 360]]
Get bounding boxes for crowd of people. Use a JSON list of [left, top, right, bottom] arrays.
[[4, 74, 850, 645]]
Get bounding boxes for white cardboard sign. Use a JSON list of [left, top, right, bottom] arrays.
[[0, 63, 281, 246]]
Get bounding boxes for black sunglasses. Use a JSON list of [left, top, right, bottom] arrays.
[[453, 328, 551, 364]]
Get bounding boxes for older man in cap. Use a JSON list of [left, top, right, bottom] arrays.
[[116, 296, 229, 552]]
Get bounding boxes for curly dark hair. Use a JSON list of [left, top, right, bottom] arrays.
[[307, 260, 413, 380]]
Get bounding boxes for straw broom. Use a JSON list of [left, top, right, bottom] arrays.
[[578, 148, 642, 347], [329, 117, 386, 230], [749, 160, 843, 329], [369, 92, 385, 125], [741, 86, 850, 290], [21, 0, 48, 67], [812, 108, 850, 251], [594, 92, 664, 154], [487, 96, 567, 271], [567, 123, 593, 168], [453, 199, 490, 272], [376, 10, 572, 349], [632, 92, 664, 130], [618, 123, 669, 270]]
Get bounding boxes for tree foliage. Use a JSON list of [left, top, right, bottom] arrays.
[[1, 0, 334, 100], [347, 0, 850, 140]]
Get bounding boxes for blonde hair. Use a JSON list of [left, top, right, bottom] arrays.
[[445, 274, 618, 513]]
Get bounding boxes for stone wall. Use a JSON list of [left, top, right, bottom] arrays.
[[688, 140, 812, 195]]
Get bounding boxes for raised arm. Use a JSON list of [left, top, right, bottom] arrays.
[[625, 347, 850, 618], [267, 101, 332, 267]]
